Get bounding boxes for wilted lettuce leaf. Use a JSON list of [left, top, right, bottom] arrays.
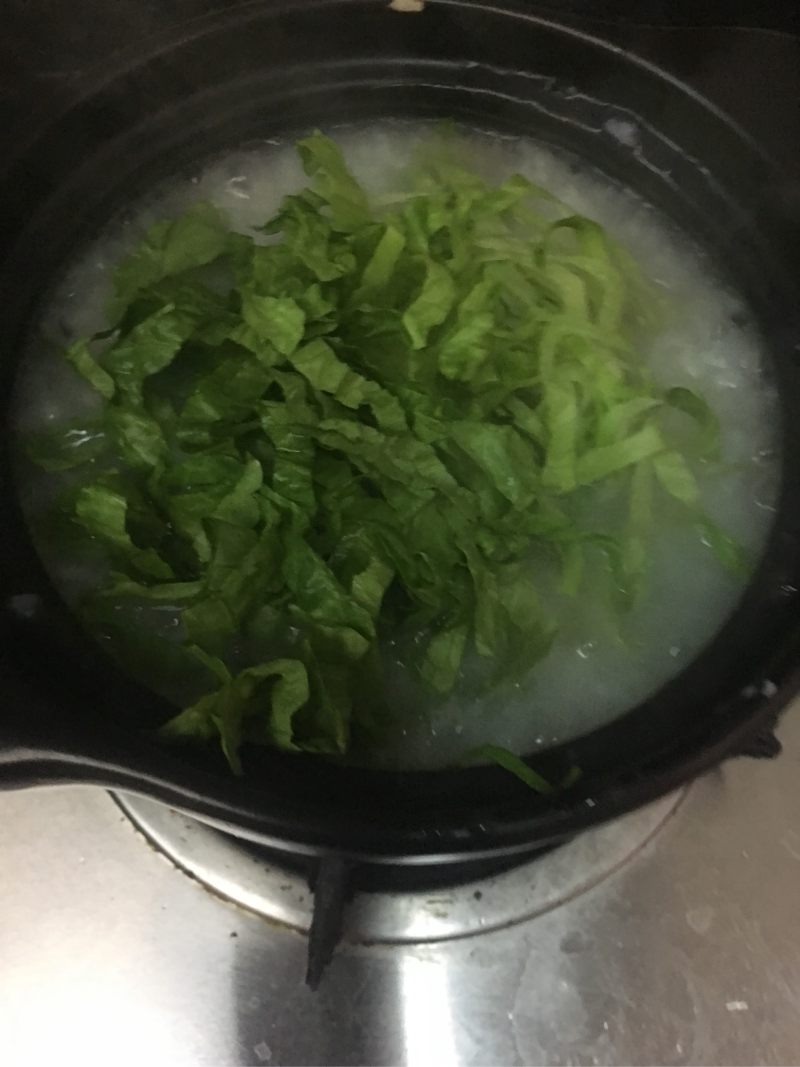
[[103, 306, 196, 402], [420, 623, 469, 693], [111, 201, 229, 318], [107, 407, 168, 470], [179, 349, 274, 426], [663, 386, 721, 458], [402, 260, 457, 349], [74, 484, 173, 581], [31, 129, 740, 773], [461, 744, 554, 793], [65, 339, 115, 400], [296, 130, 371, 232], [160, 655, 310, 773], [240, 293, 306, 356], [653, 450, 699, 505]]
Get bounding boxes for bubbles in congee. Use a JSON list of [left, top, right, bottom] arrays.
[[13, 121, 780, 771]]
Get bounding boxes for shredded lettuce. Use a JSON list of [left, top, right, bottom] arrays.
[[28, 130, 743, 773]]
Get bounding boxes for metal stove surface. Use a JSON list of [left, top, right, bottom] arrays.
[[112, 789, 684, 945], [1, 707, 799, 1066]]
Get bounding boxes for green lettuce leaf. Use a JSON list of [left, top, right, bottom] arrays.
[[420, 623, 468, 693], [240, 293, 306, 356], [296, 130, 371, 231], [161, 656, 310, 772], [74, 484, 173, 580], [65, 339, 115, 400], [111, 201, 229, 317], [103, 306, 195, 402], [461, 744, 554, 793], [402, 260, 456, 349]]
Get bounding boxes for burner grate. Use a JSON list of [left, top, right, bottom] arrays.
[[114, 789, 686, 986]]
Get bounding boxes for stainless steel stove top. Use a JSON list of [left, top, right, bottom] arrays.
[[1, 706, 799, 1066], [113, 789, 684, 945]]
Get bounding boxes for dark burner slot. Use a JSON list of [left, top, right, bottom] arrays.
[[306, 855, 351, 990], [228, 837, 560, 988]]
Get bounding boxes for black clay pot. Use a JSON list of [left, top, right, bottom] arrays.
[[1, 0, 799, 862]]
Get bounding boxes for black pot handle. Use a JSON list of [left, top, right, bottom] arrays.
[[0, 746, 81, 789], [730, 709, 783, 759]]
